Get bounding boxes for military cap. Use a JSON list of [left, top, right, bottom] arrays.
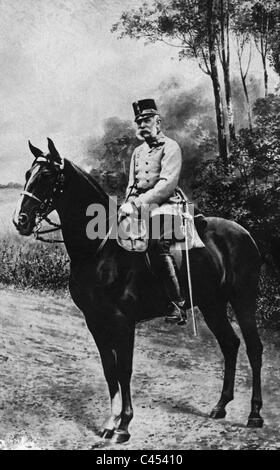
[[132, 99, 159, 122]]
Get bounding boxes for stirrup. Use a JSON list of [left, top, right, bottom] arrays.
[[165, 302, 187, 325]]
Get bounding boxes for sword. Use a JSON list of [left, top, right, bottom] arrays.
[[181, 202, 198, 337]]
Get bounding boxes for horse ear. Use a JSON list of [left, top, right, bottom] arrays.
[[47, 137, 62, 164], [28, 140, 43, 159]]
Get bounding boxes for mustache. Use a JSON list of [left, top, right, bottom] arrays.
[[136, 128, 146, 141], [135, 124, 158, 140]]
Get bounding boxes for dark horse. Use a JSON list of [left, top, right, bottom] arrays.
[[13, 138, 264, 443]]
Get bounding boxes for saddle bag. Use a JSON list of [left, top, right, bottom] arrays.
[[117, 215, 149, 252]]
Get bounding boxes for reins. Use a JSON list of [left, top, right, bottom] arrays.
[[33, 216, 64, 243]]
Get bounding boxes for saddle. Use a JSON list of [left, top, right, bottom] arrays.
[[117, 208, 205, 253]]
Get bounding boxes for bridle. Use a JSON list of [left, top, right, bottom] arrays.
[[21, 159, 65, 243], [20, 157, 114, 253]]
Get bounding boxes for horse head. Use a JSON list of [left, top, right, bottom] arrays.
[[13, 138, 64, 236]]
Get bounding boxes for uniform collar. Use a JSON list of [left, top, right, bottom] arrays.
[[145, 131, 166, 148]]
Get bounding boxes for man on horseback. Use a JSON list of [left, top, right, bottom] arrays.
[[119, 99, 186, 324]]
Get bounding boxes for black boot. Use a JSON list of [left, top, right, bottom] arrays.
[[157, 253, 187, 325]]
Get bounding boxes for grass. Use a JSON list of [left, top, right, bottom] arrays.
[[0, 187, 69, 291], [0, 233, 70, 290]]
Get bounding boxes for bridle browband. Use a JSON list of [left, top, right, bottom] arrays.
[[20, 190, 43, 204]]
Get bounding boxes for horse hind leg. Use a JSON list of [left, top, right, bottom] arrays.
[[230, 294, 264, 428], [200, 300, 240, 420]]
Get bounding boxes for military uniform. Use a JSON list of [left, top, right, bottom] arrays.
[[121, 98, 187, 324], [125, 131, 182, 214]]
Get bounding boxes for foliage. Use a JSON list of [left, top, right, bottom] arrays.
[[113, 1, 215, 75], [193, 94, 280, 258], [269, 19, 280, 75], [0, 234, 69, 290], [112, 0, 280, 147], [232, 0, 279, 37], [232, 0, 280, 99], [257, 263, 280, 329]]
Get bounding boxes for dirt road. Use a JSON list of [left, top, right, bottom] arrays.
[[1, 286, 280, 450]]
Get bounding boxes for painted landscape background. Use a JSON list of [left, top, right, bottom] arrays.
[[1, 0, 280, 450], [1, 0, 280, 327]]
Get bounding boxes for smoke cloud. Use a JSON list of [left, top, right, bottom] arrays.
[[83, 71, 271, 196]]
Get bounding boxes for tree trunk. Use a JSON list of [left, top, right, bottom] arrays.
[[262, 54, 269, 98], [259, 35, 269, 98], [236, 38, 253, 132], [241, 73, 253, 133], [219, 0, 235, 140], [208, 0, 228, 170], [223, 62, 235, 140]]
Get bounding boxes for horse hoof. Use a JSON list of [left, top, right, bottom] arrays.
[[247, 416, 264, 428], [101, 428, 115, 439], [210, 408, 226, 419], [111, 430, 130, 444]]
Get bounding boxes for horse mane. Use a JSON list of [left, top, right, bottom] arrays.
[[68, 160, 110, 206]]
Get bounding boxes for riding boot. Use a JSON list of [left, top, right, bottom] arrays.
[[157, 253, 187, 325]]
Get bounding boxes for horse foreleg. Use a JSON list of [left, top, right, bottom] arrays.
[[100, 348, 122, 438], [200, 302, 240, 420], [91, 332, 122, 439], [112, 319, 135, 444]]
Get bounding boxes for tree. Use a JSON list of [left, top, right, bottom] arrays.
[[112, 0, 229, 169], [269, 33, 280, 76], [231, 4, 254, 131], [234, 1, 279, 98], [268, 20, 280, 76], [251, 1, 278, 97], [207, 0, 229, 168], [237, 38, 254, 131], [216, 0, 235, 139]]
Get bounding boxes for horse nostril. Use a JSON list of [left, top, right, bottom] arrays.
[[18, 213, 28, 227]]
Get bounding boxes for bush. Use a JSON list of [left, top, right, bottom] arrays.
[[192, 94, 280, 260], [257, 263, 280, 329], [0, 234, 69, 290]]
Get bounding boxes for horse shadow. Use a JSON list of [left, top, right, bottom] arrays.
[[159, 397, 248, 429], [160, 400, 209, 419]]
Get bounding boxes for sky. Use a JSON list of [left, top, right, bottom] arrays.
[[0, 0, 278, 183]]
